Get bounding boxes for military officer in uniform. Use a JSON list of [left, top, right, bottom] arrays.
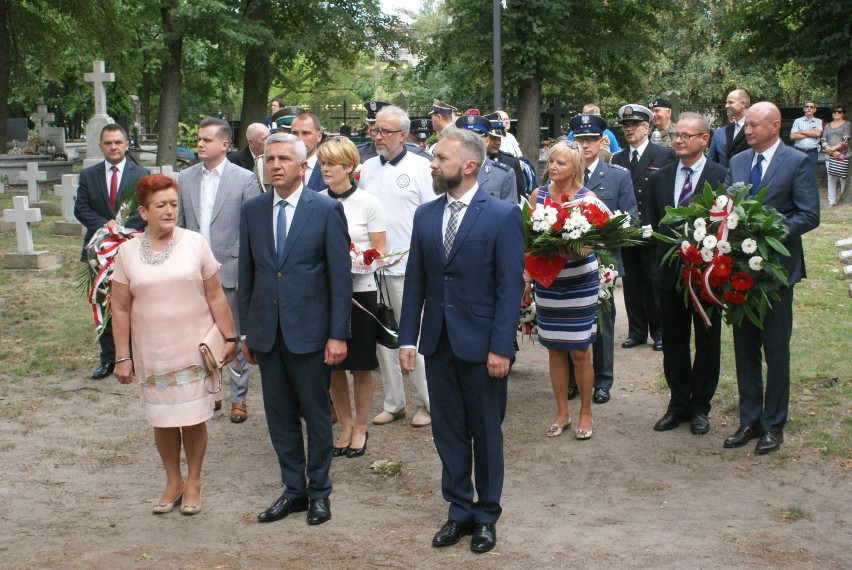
[[454, 115, 518, 203], [649, 98, 676, 148], [483, 114, 526, 198], [270, 106, 306, 135], [611, 104, 675, 352], [359, 100, 432, 164], [408, 116, 433, 152]]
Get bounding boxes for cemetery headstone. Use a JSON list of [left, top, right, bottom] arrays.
[[54, 174, 83, 236], [2, 196, 63, 270], [20, 162, 46, 202], [83, 61, 116, 168], [5, 118, 28, 146], [29, 105, 55, 140]]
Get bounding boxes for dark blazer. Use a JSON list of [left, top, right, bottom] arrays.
[[477, 157, 518, 204], [239, 187, 352, 354], [304, 161, 325, 191], [612, 142, 676, 227], [74, 160, 149, 260], [725, 144, 820, 285], [227, 146, 255, 171], [585, 161, 638, 275], [708, 123, 749, 168], [399, 188, 525, 362], [650, 159, 728, 289]]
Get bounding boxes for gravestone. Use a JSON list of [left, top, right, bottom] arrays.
[[29, 105, 55, 140], [147, 166, 161, 175], [45, 127, 66, 154], [2, 196, 63, 270], [160, 165, 179, 181], [542, 97, 572, 139], [19, 162, 46, 201], [5, 118, 28, 146], [83, 61, 116, 168], [54, 174, 83, 236]]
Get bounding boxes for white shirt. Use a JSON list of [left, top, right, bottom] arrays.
[[674, 155, 706, 204], [586, 158, 600, 183], [752, 138, 782, 177], [629, 139, 650, 160], [790, 116, 823, 150], [199, 160, 226, 243], [442, 183, 478, 237], [103, 158, 127, 200], [732, 118, 744, 139], [499, 132, 524, 157], [273, 185, 302, 249], [304, 153, 318, 186]]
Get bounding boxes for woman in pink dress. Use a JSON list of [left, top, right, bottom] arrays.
[[111, 174, 237, 516]]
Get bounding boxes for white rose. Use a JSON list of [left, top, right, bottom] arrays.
[[693, 227, 706, 242], [726, 212, 740, 229], [741, 238, 757, 254], [749, 256, 764, 271], [703, 235, 718, 250], [701, 248, 715, 263], [717, 240, 731, 254]]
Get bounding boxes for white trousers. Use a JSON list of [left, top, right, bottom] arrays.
[[827, 172, 846, 205]]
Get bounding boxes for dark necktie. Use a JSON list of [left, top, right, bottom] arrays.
[[748, 154, 764, 196], [444, 201, 464, 260], [677, 167, 693, 207], [109, 165, 118, 212], [584, 168, 590, 185], [276, 201, 288, 263], [630, 149, 639, 174]]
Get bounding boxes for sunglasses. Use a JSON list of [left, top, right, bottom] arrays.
[[833, 110, 844, 114]]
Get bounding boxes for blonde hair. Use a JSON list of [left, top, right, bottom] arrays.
[[547, 142, 584, 187], [316, 136, 359, 170]]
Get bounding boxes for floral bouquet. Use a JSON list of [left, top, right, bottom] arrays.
[[522, 194, 644, 288], [518, 296, 538, 341], [350, 243, 408, 275], [653, 182, 790, 328], [76, 195, 142, 336]]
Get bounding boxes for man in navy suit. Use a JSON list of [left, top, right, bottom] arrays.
[[74, 124, 149, 380], [723, 101, 819, 454], [568, 113, 638, 404], [649, 113, 728, 435], [289, 112, 325, 191], [612, 104, 676, 351], [239, 133, 352, 524], [707, 89, 750, 168], [399, 126, 524, 554]]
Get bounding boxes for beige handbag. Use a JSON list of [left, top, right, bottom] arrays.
[[199, 324, 242, 394]]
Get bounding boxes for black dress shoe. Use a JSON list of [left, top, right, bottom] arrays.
[[592, 388, 610, 404], [91, 363, 114, 380], [307, 498, 331, 525], [755, 431, 783, 455], [432, 519, 474, 547], [346, 432, 369, 458], [653, 339, 663, 351], [470, 523, 497, 553], [621, 338, 645, 349], [653, 411, 685, 432], [257, 494, 308, 523], [690, 414, 710, 435], [567, 386, 579, 400], [723, 426, 763, 448]]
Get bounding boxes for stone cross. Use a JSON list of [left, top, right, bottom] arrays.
[[19, 162, 47, 201], [55, 174, 79, 222], [542, 97, 573, 139], [29, 105, 55, 140], [160, 165, 179, 181], [3, 196, 42, 253], [84, 60, 115, 117]]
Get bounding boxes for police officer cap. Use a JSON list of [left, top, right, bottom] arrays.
[[410, 116, 433, 138], [487, 121, 506, 138], [569, 114, 608, 138], [454, 114, 491, 135], [618, 104, 652, 123], [648, 98, 672, 109], [363, 100, 391, 122]]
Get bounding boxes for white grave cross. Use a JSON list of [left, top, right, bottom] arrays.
[[29, 105, 55, 140], [84, 61, 115, 117], [55, 174, 80, 222], [3, 196, 42, 253], [19, 162, 47, 201]]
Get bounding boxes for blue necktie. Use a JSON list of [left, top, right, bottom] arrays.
[[748, 154, 764, 196], [677, 167, 693, 207], [276, 201, 288, 263]]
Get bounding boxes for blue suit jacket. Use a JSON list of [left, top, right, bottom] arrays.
[[585, 161, 638, 275], [238, 187, 352, 354], [74, 160, 149, 260], [725, 143, 820, 285], [305, 163, 325, 191], [399, 188, 525, 362], [707, 127, 727, 165]]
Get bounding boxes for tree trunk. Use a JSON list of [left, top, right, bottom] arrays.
[[156, 0, 182, 168], [0, 0, 11, 153], [515, 77, 542, 165], [838, 58, 852, 111], [236, 0, 272, 149]]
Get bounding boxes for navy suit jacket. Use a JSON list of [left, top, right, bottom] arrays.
[[726, 143, 820, 285], [585, 161, 638, 275], [650, 159, 728, 289], [612, 142, 676, 228], [304, 162, 325, 191], [399, 188, 525, 362], [74, 160, 149, 260], [238, 187, 352, 354]]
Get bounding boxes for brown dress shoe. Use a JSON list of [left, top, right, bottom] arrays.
[[230, 402, 247, 423]]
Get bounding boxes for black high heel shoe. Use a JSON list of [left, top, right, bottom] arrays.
[[346, 432, 369, 458], [332, 446, 349, 457]]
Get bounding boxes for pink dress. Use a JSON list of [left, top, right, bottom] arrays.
[[112, 228, 220, 428]]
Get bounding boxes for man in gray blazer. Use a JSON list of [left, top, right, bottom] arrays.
[[178, 117, 261, 423], [723, 101, 819, 454]]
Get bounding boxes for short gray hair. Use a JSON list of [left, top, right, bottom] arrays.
[[439, 126, 486, 173], [265, 132, 307, 163], [677, 112, 710, 134], [375, 105, 411, 135]]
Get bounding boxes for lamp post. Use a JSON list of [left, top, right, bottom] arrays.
[[493, 0, 501, 111]]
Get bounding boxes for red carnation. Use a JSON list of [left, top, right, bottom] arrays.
[[708, 274, 722, 288], [582, 203, 609, 227], [679, 245, 703, 266], [363, 248, 381, 265], [681, 266, 701, 283], [350, 242, 356, 252], [730, 272, 754, 292], [711, 255, 733, 279], [723, 290, 746, 304], [699, 287, 716, 303]]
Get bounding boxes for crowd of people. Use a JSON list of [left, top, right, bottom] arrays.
[[72, 87, 830, 554]]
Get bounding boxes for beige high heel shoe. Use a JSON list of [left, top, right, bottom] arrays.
[[152, 488, 184, 514]]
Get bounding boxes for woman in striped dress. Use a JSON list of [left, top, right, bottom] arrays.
[[523, 141, 597, 439]]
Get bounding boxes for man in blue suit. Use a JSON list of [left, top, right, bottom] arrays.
[[723, 101, 819, 454], [239, 133, 352, 525], [707, 89, 750, 168], [289, 112, 326, 191], [74, 124, 149, 380], [399, 126, 524, 554]]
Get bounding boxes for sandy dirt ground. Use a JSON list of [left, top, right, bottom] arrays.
[[1, 289, 850, 569]]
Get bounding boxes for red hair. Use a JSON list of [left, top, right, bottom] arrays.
[[136, 174, 178, 206]]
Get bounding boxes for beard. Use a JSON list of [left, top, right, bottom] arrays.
[[432, 167, 463, 195]]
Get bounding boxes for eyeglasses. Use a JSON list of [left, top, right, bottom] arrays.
[[833, 110, 844, 114], [673, 132, 703, 141], [369, 128, 403, 137], [804, 105, 815, 109]]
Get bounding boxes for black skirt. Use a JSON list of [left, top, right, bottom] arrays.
[[329, 290, 379, 372]]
